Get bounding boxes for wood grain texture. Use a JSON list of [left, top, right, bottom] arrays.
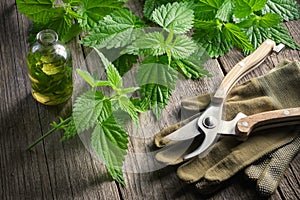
[[0, 0, 299, 200]]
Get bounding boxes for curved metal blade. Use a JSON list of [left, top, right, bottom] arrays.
[[165, 117, 200, 141], [183, 130, 218, 160], [182, 103, 223, 159]]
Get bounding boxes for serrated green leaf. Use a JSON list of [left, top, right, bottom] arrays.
[[151, 2, 194, 34], [173, 53, 211, 79], [194, 19, 221, 29], [130, 98, 150, 113], [259, 13, 282, 28], [118, 87, 139, 95], [268, 24, 300, 50], [140, 83, 173, 119], [77, 0, 124, 30], [234, 0, 268, 18], [194, 0, 223, 20], [137, 56, 178, 90], [60, 117, 77, 142], [81, 9, 145, 48], [60, 22, 82, 43], [123, 31, 166, 56], [16, 0, 55, 22], [193, 26, 232, 58], [243, 23, 300, 55], [94, 49, 123, 89], [124, 31, 197, 60], [106, 65, 123, 89], [76, 69, 98, 87], [224, 23, 253, 51], [95, 81, 111, 87], [143, 0, 177, 19], [73, 90, 106, 132], [91, 116, 128, 186], [215, 0, 234, 22], [262, 0, 300, 21], [117, 95, 139, 124], [237, 13, 282, 28], [169, 35, 198, 59], [112, 54, 138, 76]]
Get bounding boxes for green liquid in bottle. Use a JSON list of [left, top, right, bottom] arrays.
[[26, 30, 73, 105]]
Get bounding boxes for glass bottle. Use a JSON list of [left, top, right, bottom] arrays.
[[26, 29, 73, 105]]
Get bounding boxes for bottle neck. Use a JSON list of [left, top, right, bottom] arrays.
[[37, 29, 58, 46]]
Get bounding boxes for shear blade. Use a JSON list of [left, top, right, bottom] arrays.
[[165, 117, 200, 141]]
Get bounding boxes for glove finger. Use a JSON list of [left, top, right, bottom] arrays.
[[249, 134, 300, 196], [177, 137, 241, 183]]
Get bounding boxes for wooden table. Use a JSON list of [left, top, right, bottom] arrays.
[[1, 0, 299, 199]]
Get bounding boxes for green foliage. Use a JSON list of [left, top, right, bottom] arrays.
[[16, 0, 124, 42], [81, 9, 145, 48], [151, 2, 194, 34], [91, 116, 128, 186], [192, 0, 300, 57], [22, 0, 300, 188]]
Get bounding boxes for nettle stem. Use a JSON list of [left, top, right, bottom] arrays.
[[27, 117, 72, 150]]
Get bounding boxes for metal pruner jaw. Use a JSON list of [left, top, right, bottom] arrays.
[[182, 104, 222, 160], [183, 129, 218, 160]]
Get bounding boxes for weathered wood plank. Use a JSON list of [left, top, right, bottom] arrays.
[[0, 0, 121, 199], [1, 0, 299, 200]]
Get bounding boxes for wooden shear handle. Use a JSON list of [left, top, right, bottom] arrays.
[[236, 107, 300, 137], [212, 39, 276, 103]]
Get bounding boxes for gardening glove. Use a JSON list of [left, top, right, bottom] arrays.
[[154, 60, 300, 196]]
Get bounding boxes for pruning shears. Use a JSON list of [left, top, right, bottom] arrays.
[[165, 39, 300, 160]]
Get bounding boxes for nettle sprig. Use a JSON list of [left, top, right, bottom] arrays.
[[28, 49, 141, 185]]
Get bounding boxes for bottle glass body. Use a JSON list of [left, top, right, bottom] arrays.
[[26, 29, 73, 105]]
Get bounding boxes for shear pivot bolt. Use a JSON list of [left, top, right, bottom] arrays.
[[203, 116, 217, 129], [241, 121, 249, 127]]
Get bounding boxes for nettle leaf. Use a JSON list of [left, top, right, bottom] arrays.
[[124, 31, 197, 60], [170, 35, 198, 60], [224, 23, 253, 51], [258, 13, 282, 28], [59, 117, 77, 142], [82, 9, 145, 48], [243, 23, 299, 55], [237, 13, 282, 28], [95, 49, 123, 89], [194, 0, 223, 20], [30, 10, 80, 43], [117, 95, 139, 124], [140, 84, 173, 119], [262, 0, 300, 21], [77, 0, 124, 30], [269, 24, 300, 50], [193, 21, 232, 57], [76, 69, 110, 87], [112, 54, 138, 76], [143, 0, 177, 19], [137, 56, 177, 118], [16, 0, 55, 22], [215, 0, 234, 22], [91, 116, 128, 186], [124, 32, 166, 56], [73, 90, 106, 132], [137, 56, 178, 90], [234, 0, 268, 18], [151, 2, 194, 34]]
